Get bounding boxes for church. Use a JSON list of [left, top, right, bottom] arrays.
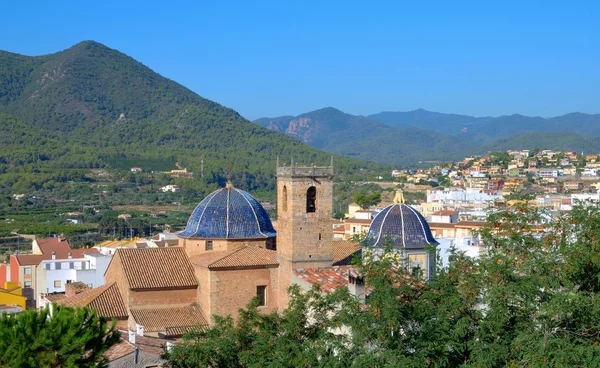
[[57, 161, 438, 337]]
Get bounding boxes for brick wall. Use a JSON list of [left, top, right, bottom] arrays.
[[209, 267, 278, 322]]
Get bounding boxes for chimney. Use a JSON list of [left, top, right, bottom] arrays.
[[348, 270, 365, 304], [51, 251, 56, 260], [128, 330, 136, 344], [136, 324, 144, 336], [67, 252, 72, 259]]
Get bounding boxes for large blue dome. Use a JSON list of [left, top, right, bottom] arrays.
[[365, 203, 438, 248], [179, 186, 276, 239]]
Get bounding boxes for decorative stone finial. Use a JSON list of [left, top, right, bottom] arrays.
[[393, 190, 405, 204]]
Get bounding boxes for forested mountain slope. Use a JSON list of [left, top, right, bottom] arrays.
[[0, 41, 378, 198]]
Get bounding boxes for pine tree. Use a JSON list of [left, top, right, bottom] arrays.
[[0, 305, 121, 367]]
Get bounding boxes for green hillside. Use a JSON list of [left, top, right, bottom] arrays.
[[0, 41, 382, 204]]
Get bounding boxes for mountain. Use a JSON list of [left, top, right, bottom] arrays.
[[254, 108, 471, 165], [481, 132, 600, 154], [367, 109, 490, 135], [256, 107, 600, 166], [367, 109, 600, 139], [0, 41, 378, 199]]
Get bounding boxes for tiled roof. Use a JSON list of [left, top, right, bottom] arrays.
[[14, 254, 44, 266], [57, 283, 128, 319], [95, 238, 142, 249], [130, 305, 207, 334], [293, 266, 355, 292], [366, 203, 438, 248], [105, 330, 168, 365], [116, 248, 197, 290], [190, 246, 279, 269], [14, 247, 100, 266], [179, 187, 276, 239], [332, 240, 361, 266], [36, 238, 70, 255]]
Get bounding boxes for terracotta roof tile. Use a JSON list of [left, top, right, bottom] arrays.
[[209, 246, 278, 269], [57, 283, 128, 319], [190, 246, 278, 269], [105, 330, 169, 363], [332, 240, 361, 266], [130, 305, 207, 335], [116, 248, 197, 290], [14, 247, 100, 266], [293, 266, 356, 292], [36, 238, 71, 255]]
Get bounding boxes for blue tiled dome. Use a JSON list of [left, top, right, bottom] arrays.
[[179, 187, 276, 239], [365, 204, 438, 248]]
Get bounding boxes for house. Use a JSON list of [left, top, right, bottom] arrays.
[[0, 282, 27, 312], [35, 252, 111, 307], [430, 210, 459, 224], [563, 181, 583, 192], [117, 214, 132, 220], [583, 167, 598, 177], [9, 238, 101, 308], [160, 185, 180, 193], [130, 167, 142, 173]]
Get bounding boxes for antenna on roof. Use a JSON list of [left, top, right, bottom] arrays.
[[276, 155, 279, 169]]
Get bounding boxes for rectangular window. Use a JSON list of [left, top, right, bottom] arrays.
[[256, 285, 267, 306], [69, 262, 74, 269], [205, 240, 213, 251], [24, 267, 31, 275], [55, 262, 61, 270], [54, 280, 61, 288], [24, 281, 31, 288], [45, 263, 51, 270]]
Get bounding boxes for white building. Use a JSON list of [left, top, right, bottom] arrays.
[[427, 188, 502, 203], [161, 185, 181, 193], [35, 252, 111, 307], [583, 167, 598, 177], [572, 191, 600, 204]]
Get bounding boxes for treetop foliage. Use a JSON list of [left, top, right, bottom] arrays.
[[0, 304, 121, 368]]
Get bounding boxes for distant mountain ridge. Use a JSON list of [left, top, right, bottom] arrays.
[[255, 108, 600, 165], [367, 109, 600, 139]]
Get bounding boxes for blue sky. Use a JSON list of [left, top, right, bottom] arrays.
[[1, 1, 598, 120]]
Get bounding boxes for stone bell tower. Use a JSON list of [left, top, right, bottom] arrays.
[[276, 157, 334, 307]]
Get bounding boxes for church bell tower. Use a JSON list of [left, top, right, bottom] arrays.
[[276, 158, 334, 306]]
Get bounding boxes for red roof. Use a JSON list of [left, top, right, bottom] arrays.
[[14, 247, 99, 267], [332, 240, 361, 266], [130, 305, 207, 335], [56, 283, 128, 319], [36, 238, 70, 254], [115, 248, 198, 290], [293, 265, 356, 292], [190, 246, 278, 269]]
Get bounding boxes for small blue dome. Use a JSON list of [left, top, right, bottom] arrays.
[[365, 203, 438, 248], [179, 187, 276, 239]]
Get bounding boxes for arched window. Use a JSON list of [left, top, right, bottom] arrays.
[[282, 185, 288, 212], [306, 186, 316, 213]]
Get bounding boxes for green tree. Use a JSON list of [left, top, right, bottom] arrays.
[[353, 192, 381, 210], [0, 305, 120, 367]]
